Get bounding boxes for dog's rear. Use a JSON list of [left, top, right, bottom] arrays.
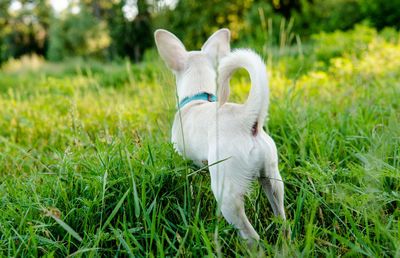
[[208, 49, 286, 242]]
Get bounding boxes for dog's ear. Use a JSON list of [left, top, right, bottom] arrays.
[[201, 28, 230, 63], [154, 29, 187, 71]]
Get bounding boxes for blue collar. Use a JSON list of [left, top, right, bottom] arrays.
[[178, 93, 217, 110]]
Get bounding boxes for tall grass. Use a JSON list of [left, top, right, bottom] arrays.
[[0, 25, 399, 256]]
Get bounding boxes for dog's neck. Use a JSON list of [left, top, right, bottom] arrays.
[[176, 75, 216, 102], [175, 55, 217, 103]]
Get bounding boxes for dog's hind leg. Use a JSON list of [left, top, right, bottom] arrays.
[[209, 161, 259, 243], [258, 161, 286, 220]]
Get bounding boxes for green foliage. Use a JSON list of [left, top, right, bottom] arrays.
[[312, 24, 378, 63], [0, 0, 153, 64], [107, 0, 153, 62], [291, 0, 364, 36], [154, 0, 255, 49], [46, 0, 153, 62], [152, 0, 400, 54], [2, 0, 400, 65], [241, 2, 292, 46], [47, 6, 111, 61], [358, 0, 400, 30], [0, 0, 51, 64], [0, 26, 399, 256], [290, 0, 400, 36]]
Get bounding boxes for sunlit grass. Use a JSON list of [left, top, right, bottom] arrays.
[[0, 25, 399, 256]]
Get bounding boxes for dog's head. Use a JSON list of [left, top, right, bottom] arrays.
[[154, 29, 230, 99]]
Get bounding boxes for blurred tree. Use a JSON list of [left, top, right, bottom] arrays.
[[47, 3, 110, 61], [106, 0, 153, 62], [0, 0, 12, 64], [0, 0, 51, 65], [151, 0, 319, 49], [154, 0, 255, 49], [127, 0, 153, 62], [269, 0, 302, 18], [153, 0, 400, 50], [2, 0, 400, 64], [81, 0, 113, 19], [291, 0, 364, 36], [359, 0, 400, 30], [47, 0, 152, 62]]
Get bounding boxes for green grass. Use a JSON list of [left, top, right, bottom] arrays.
[[0, 26, 399, 256]]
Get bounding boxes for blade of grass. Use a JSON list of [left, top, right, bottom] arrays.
[[101, 188, 130, 231], [51, 215, 83, 242]]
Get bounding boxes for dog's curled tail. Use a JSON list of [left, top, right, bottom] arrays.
[[218, 49, 269, 135]]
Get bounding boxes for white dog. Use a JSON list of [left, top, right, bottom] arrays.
[[154, 28, 286, 243]]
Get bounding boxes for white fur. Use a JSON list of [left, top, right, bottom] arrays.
[[154, 29, 286, 243]]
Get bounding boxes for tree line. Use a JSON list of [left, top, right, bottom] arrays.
[[0, 0, 398, 65]]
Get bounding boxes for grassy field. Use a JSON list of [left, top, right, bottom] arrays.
[[0, 25, 399, 256]]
